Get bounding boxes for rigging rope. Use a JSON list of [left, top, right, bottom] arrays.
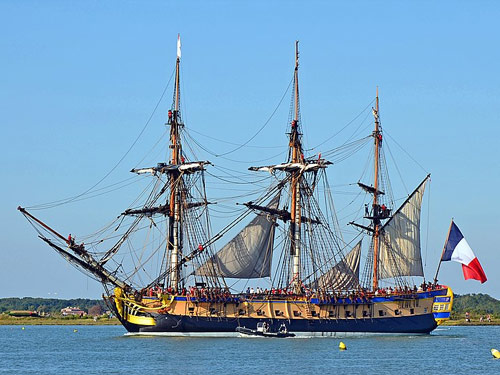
[[424, 179, 431, 268], [385, 130, 429, 175], [308, 98, 375, 151], [184, 129, 288, 164], [215, 76, 294, 157], [185, 127, 283, 149], [26, 67, 176, 210]]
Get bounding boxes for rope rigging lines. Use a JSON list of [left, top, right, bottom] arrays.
[[26, 68, 176, 211], [18, 40, 437, 297]]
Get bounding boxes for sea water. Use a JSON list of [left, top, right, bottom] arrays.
[[0, 325, 499, 374]]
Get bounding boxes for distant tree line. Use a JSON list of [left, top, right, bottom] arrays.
[[451, 293, 500, 319], [0, 297, 107, 314]]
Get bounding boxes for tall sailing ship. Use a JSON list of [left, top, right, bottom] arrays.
[[19, 37, 453, 336]]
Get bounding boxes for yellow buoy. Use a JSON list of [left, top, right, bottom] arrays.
[[339, 341, 346, 350], [491, 349, 500, 359], [73, 329, 78, 333], [21, 327, 25, 330]]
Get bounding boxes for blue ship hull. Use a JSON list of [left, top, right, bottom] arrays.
[[119, 311, 437, 335], [111, 289, 448, 335]]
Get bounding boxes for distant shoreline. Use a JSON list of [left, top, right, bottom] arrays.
[[0, 317, 121, 325], [1, 316, 498, 326], [440, 319, 499, 326]]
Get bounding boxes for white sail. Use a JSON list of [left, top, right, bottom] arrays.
[[249, 161, 330, 174], [131, 161, 211, 175], [313, 240, 361, 290], [195, 196, 279, 278], [378, 178, 428, 280]]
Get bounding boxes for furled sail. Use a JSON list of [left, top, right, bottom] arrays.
[[378, 177, 429, 280], [195, 195, 279, 278], [249, 161, 331, 174], [312, 240, 361, 290]]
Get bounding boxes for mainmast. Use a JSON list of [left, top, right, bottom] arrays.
[[290, 41, 303, 293], [248, 41, 330, 292], [169, 34, 183, 291], [372, 88, 381, 290]]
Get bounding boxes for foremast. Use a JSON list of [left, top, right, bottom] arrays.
[[290, 41, 303, 293], [128, 35, 213, 292], [169, 34, 182, 290], [372, 88, 381, 290]]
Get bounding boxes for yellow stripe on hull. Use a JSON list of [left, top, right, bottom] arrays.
[[113, 287, 174, 327], [126, 314, 156, 326]]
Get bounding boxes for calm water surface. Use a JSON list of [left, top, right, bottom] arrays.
[[1, 325, 499, 374]]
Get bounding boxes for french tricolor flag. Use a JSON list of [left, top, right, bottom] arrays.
[[441, 221, 487, 283]]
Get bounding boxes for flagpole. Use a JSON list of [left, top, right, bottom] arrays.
[[433, 219, 454, 284]]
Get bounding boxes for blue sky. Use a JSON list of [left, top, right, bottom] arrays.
[[1, 0, 499, 299]]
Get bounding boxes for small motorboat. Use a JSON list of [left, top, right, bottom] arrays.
[[237, 322, 295, 338]]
